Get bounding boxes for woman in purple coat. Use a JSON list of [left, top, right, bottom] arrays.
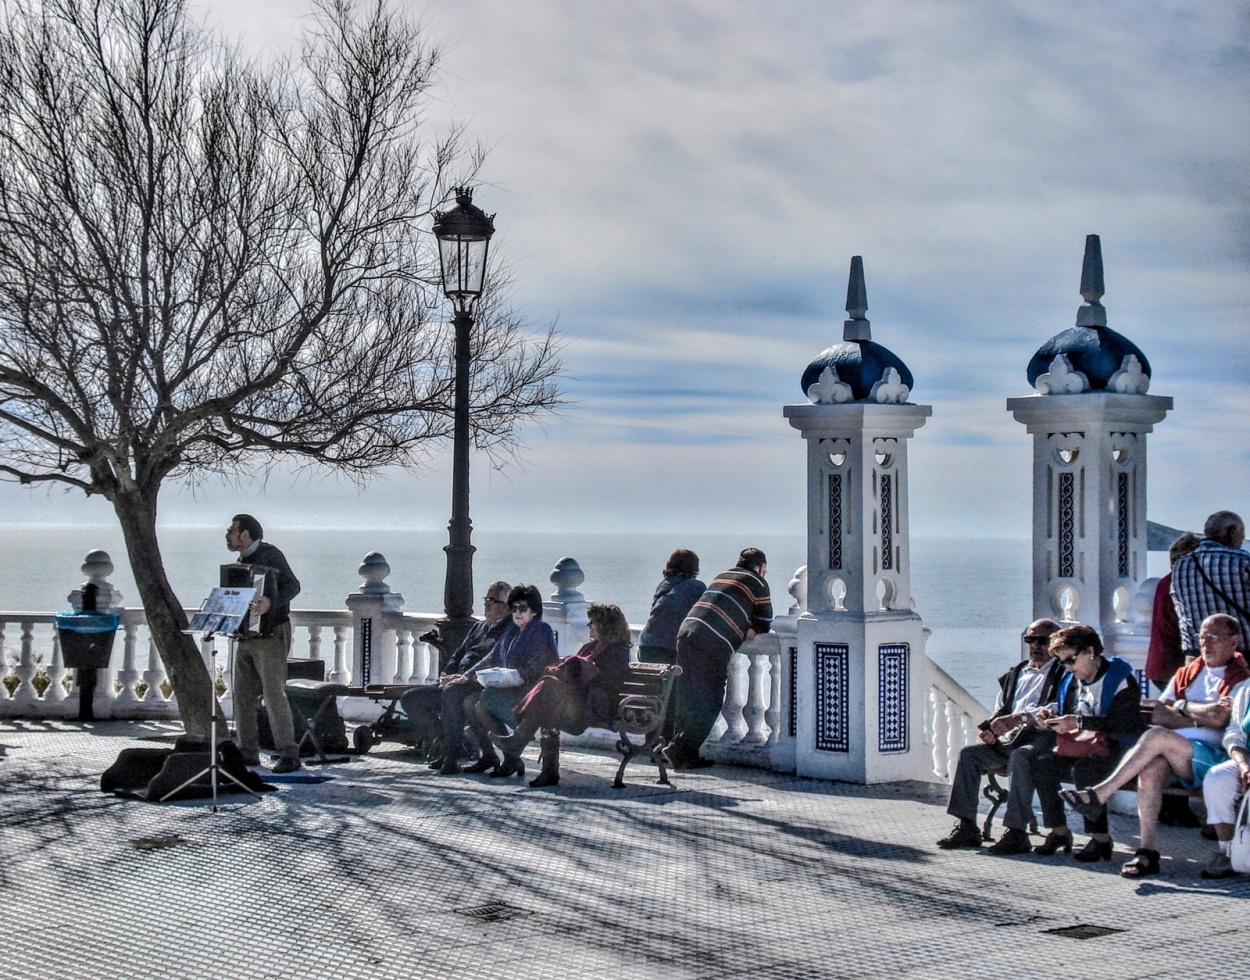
[[491, 603, 633, 788]]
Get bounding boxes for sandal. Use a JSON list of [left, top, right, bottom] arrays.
[[1119, 847, 1160, 879], [1060, 787, 1104, 822]]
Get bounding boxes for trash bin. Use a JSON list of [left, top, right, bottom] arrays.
[[56, 611, 120, 721], [56, 612, 120, 669]]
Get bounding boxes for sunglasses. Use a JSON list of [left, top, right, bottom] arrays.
[[510, 604, 533, 614], [1058, 650, 1087, 667], [1024, 636, 1051, 644]]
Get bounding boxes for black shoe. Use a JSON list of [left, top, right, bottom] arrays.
[[936, 820, 982, 850], [488, 757, 525, 779], [1060, 787, 1104, 822], [986, 828, 1032, 855], [464, 756, 496, 774], [1073, 837, 1114, 863], [437, 756, 462, 775], [1120, 847, 1160, 879], [1201, 824, 1219, 841], [1033, 830, 1073, 856]]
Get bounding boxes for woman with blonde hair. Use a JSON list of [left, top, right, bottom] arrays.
[[491, 603, 633, 788]]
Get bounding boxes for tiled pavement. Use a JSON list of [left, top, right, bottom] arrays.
[[1, 720, 1246, 979]]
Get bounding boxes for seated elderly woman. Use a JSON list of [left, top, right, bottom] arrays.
[[1020, 625, 1145, 864], [1060, 613, 1245, 878], [1199, 674, 1250, 879], [491, 603, 633, 788], [462, 584, 559, 778]]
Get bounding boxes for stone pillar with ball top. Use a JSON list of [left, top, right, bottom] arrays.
[[1007, 235, 1171, 659], [783, 256, 931, 783]]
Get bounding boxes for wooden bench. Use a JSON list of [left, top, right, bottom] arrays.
[[611, 662, 682, 789]]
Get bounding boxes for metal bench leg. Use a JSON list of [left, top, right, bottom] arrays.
[[982, 772, 1008, 842]]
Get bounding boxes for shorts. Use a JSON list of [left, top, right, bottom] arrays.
[[1178, 738, 1227, 790]]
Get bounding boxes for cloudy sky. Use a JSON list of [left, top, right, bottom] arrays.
[[4, 0, 1247, 539]]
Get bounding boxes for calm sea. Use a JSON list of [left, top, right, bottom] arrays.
[[3, 526, 1053, 707]]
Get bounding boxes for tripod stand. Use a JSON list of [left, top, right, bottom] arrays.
[[161, 634, 260, 810]]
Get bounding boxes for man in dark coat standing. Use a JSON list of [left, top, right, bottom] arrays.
[[226, 514, 302, 774]]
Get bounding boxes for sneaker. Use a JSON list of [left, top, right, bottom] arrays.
[[272, 757, 302, 775], [1200, 851, 1238, 880], [936, 820, 982, 850], [986, 828, 1033, 855]]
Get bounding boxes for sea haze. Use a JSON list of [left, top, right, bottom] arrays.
[[5, 526, 1036, 707]]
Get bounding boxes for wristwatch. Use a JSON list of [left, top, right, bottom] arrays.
[[1176, 699, 1189, 718]]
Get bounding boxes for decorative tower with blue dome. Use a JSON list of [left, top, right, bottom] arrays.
[[1008, 235, 1171, 658], [784, 257, 932, 784]]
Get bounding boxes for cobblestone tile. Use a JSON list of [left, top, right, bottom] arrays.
[[2, 720, 1247, 978]]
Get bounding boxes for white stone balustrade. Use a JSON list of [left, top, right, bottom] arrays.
[[1, 548, 989, 791], [924, 658, 991, 782]]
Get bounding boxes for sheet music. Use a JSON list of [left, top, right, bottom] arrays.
[[188, 587, 257, 636]]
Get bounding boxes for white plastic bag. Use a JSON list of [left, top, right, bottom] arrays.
[[475, 667, 523, 689]]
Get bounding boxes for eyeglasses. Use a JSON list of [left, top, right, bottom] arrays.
[[1198, 631, 1236, 641], [1057, 649, 1087, 667], [1024, 636, 1051, 644], [483, 597, 506, 606]]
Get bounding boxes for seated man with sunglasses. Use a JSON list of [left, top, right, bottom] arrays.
[[937, 619, 1064, 853], [399, 581, 512, 773], [1059, 614, 1247, 878]]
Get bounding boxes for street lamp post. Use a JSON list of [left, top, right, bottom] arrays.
[[432, 187, 496, 650]]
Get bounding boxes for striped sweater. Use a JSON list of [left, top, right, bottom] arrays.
[[678, 567, 772, 654]]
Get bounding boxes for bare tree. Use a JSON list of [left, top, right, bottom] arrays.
[[0, 0, 562, 733]]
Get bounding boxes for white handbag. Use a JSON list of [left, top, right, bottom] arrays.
[[1229, 794, 1250, 875]]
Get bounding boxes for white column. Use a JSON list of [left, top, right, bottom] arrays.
[[1007, 393, 1171, 657], [785, 401, 932, 784]]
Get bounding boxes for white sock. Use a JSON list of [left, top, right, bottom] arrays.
[[1219, 841, 1230, 855]]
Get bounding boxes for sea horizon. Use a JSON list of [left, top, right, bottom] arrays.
[[1, 525, 1105, 708]]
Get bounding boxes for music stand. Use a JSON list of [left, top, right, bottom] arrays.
[[161, 587, 263, 810]]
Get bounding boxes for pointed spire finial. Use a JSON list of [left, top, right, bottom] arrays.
[[843, 255, 871, 341], [1075, 233, 1107, 327]]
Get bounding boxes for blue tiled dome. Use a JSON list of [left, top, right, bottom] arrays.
[[1026, 235, 1152, 393], [1026, 325, 1150, 391], [802, 340, 914, 402], [800, 256, 913, 403]]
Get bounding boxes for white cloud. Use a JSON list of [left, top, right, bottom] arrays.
[[5, 0, 1246, 540]]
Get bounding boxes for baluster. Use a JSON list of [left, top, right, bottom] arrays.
[[114, 618, 139, 705], [11, 620, 38, 707], [930, 688, 949, 781], [945, 699, 963, 781], [141, 627, 166, 702], [329, 625, 349, 684], [741, 650, 770, 744], [718, 651, 748, 744], [307, 625, 323, 666], [46, 628, 69, 704], [764, 646, 782, 746], [0, 621, 8, 700], [409, 635, 428, 685], [393, 628, 411, 684]]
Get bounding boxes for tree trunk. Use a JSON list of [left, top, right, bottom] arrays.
[[112, 489, 216, 736]]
